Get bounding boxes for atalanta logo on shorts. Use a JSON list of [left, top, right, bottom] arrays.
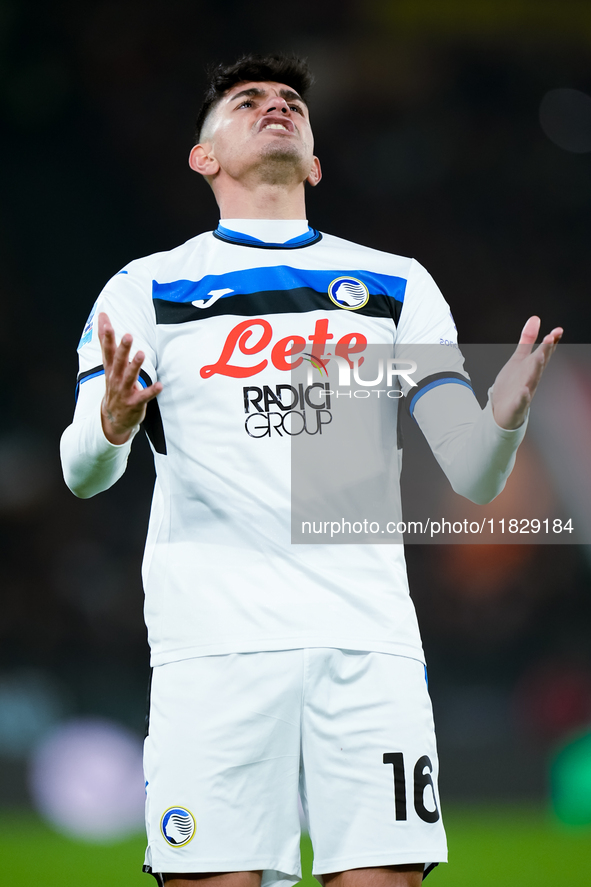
[[328, 277, 369, 310], [160, 806, 196, 847]]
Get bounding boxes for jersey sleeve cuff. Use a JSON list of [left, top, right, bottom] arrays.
[[486, 386, 529, 440], [60, 405, 139, 498]]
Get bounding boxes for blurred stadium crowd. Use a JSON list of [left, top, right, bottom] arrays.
[[1, 0, 591, 820]]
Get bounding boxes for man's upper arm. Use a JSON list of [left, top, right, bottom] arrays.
[[61, 264, 158, 497], [394, 259, 473, 413]]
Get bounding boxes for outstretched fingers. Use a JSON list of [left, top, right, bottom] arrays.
[[513, 319, 563, 376], [111, 333, 134, 380], [528, 326, 564, 380], [98, 312, 118, 368], [96, 311, 163, 444], [519, 323, 564, 395], [133, 379, 163, 406], [98, 314, 138, 378], [98, 313, 152, 393], [514, 316, 541, 358], [112, 346, 163, 407], [120, 347, 145, 392], [539, 326, 564, 360], [492, 318, 563, 429]]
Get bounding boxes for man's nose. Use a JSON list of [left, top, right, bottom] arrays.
[[265, 96, 290, 114]]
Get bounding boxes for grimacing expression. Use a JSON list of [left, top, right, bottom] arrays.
[[193, 80, 321, 187]]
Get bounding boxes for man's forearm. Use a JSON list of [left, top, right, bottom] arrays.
[[60, 400, 137, 498], [414, 385, 527, 505]]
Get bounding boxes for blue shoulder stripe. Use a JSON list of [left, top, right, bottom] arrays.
[[75, 366, 105, 402], [153, 266, 407, 306], [409, 375, 473, 417], [74, 365, 148, 402]]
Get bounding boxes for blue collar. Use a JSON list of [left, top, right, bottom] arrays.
[[213, 224, 322, 249]]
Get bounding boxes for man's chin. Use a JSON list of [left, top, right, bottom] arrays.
[[255, 145, 307, 186]]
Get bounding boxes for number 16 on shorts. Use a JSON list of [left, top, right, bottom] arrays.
[[383, 752, 440, 823]]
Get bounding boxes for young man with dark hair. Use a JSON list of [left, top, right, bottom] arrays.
[[195, 55, 315, 142], [61, 53, 561, 887]]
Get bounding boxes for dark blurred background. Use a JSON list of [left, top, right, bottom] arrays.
[[1, 0, 591, 815]]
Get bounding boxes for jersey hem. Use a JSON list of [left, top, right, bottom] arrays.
[[149, 638, 426, 667]]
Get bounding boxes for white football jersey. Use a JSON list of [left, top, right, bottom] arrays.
[[69, 224, 473, 666]]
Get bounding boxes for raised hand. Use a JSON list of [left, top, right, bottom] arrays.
[[492, 316, 563, 430], [98, 312, 163, 445]]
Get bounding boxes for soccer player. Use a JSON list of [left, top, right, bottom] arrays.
[[60, 54, 562, 887]]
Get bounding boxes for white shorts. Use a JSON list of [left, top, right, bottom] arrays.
[[143, 649, 447, 885]]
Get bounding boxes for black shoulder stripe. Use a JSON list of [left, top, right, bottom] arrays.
[[77, 364, 105, 383], [409, 370, 472, 394], [153, 288, 398, 325], [75, 364, 105, 402]]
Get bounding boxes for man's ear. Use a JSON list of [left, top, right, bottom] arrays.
[[306, 156, 322, 187], [189, 144, 220, 178]]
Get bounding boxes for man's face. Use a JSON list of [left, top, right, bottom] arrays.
[[197, 80, 319, 187]]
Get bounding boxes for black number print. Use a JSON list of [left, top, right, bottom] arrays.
[[383, 752, 407, 820], [383, 752, 440, 823]]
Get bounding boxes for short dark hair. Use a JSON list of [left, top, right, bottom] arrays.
[[195, 52, 315, 142]]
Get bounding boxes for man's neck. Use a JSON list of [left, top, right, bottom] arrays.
[[216, 181, 307, 220]]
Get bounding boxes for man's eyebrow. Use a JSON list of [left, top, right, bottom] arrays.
[[279, 89, 306, 105], [229, 87, 306, 106]]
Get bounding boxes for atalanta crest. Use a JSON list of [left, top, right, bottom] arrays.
[[328, 277, 369, 310], [160, 806, 196, 846]]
